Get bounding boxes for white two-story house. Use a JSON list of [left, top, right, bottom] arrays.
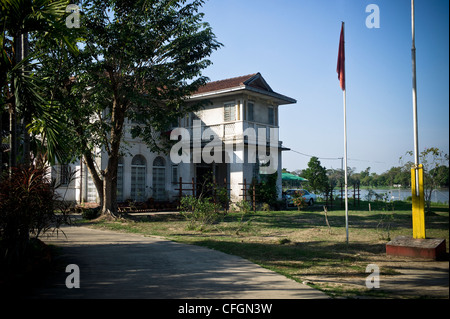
[[53, 73, 296, 204]]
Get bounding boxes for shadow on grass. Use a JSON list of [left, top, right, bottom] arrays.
[[243, 208, 448, 232], [185, 238, 387, 265]]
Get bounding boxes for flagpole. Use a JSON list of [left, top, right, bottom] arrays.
[[337, 21, 349, 244], [343, 87, 349, 245], [342, 23, 349, 245], [411, 0, 420, 197]]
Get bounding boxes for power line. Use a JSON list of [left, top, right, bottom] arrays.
[[289, 149, 341, 161], [288, 148, 385, 165]]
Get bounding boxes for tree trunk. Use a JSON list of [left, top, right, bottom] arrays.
[[9, 105, 17, 169], [21, 32, 31, 166], [100, 96, 125, 217], [0, 109, 2, 174], [102, 157, 119, 217], [23, 111, 31, 166]]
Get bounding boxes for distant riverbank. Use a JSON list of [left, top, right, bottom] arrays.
[[343, 187, 449, 203]]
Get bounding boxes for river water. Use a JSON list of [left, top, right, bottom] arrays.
[[332, 188, 449, 204]]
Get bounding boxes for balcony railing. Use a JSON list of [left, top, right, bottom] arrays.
[[187, 121, 280, 146], [124, 120, 282, 147]]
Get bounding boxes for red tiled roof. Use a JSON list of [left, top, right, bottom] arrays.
[[192, 72, 296, 104], [194, 73, 258, 95]]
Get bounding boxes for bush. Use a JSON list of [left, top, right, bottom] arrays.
[[81, 207, 101, 220], [234, 200, 254, 234], [292, 190, 307, 211], [179, 196, 222, 231], [0, 165, 70, 273], [248, 173, 279, 207]]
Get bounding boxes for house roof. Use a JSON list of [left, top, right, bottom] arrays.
[[191, 73, 296, 105]]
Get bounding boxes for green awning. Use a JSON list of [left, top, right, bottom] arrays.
[[282, 173, 308, 182]]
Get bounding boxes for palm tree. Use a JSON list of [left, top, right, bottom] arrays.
[[1, 0, 78, 168]]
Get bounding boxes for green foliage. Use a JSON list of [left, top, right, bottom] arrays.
[[233, 200, 254, 234], [40, 0, 223, 213], [235, 200, 252, 213], [302, 157, 328, 193], [81, 207, 101, 220], [292, 190, 307, 211], [376, 209, 395, 241], [402, 147, 450, 213], [364, 189, 384, 202], [261, 202, 271, 213], [345, 148, 449, 190], [179, 196, 222, 231], [68, 0, 222, 151], [1, 0, 79, 165], [0, 165, 70, 272], [253, 173, 278, 207]]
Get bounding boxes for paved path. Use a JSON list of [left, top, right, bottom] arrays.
[[32, 226, 328, 299]]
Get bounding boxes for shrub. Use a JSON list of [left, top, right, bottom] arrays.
[[0, 165, 70, 272], [261, 202, 271, 212], [249, 173, 279, 207], [292, 190, 307, 211], [234, 200, 254, 234], [179, 196, 222, 231], [81, 207, 101, 220]]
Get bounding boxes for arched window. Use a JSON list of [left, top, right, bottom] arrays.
[[131, 155, 146, 201], [152, 156, 166, 200], [117, 157, 124, 202]]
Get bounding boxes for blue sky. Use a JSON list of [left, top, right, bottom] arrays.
[[200, 0, 449, 174]]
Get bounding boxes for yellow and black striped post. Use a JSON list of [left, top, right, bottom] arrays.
[[411, 164, 425, 239]]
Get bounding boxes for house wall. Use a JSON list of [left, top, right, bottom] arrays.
[[118, 140, 178, 202], [52, 160, 82, 203], [194, 95, 278, 127], [194, 94, 245, 125], [53, 91, 285, 205]]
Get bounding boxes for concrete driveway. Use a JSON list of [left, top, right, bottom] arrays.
[[31, 226, 328, 299]]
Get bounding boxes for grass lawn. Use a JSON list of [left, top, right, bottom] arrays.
[[79, 200, 449, 299]]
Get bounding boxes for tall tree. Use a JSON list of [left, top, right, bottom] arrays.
[[60, 0, 221, 217], [302, 156, 328, 194], [1, 0, 78, 168]]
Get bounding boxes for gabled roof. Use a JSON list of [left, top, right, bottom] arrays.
[[191, 73, 296, 105], [195, 73, 259, 95]]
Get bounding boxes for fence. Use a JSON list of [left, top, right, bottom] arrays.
[[173, 177, 231, 211], [238, 179, 257, 212], [173, 177, 258, 212], [324, 183, 361, 210], [117, 177, 264, 213]]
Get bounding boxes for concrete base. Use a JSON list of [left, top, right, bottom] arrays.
[[386, 236, 447, 260]]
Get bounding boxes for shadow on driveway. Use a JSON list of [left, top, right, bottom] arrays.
[[27, 226, 328, 299]]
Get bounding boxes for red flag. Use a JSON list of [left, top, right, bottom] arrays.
[[337, 22, 345, 91]]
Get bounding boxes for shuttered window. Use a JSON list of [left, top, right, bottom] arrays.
[[248, 102, 254, 122], [224, 102, 236, 122], [268, 107, 274, 125]]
